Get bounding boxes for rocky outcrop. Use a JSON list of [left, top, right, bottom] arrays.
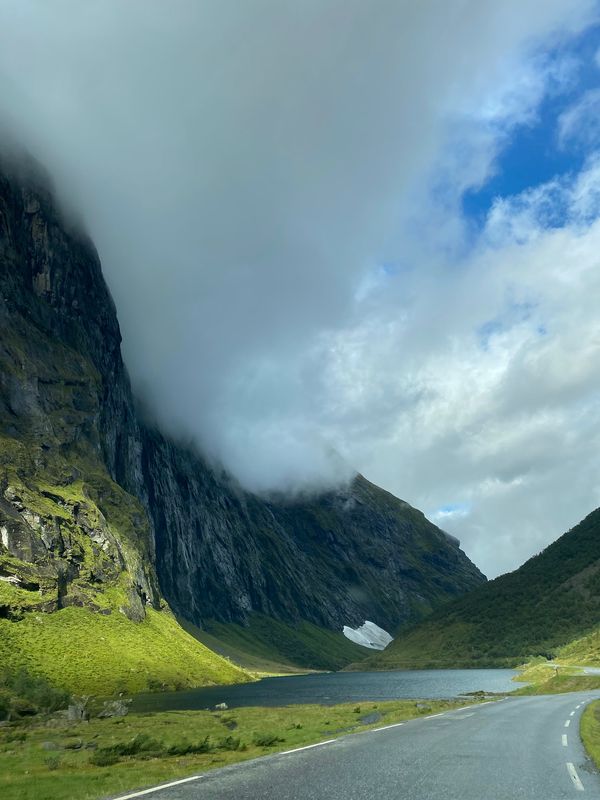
[[0, 152, 485, 640], [0, 154, 158, 618]]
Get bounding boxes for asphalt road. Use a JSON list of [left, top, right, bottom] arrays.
[[115, 692, 600, 800]]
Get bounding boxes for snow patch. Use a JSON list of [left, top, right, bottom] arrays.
[[343, 620, 393, 650]]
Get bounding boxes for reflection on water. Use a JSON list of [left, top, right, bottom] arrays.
[[131, 669, 518, 713]]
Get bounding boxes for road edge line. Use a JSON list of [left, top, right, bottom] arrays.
[[566, 762, 584, 791], [111, 774, 204, 800], [279, 739, 337, 755]]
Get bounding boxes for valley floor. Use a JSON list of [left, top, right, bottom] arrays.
[[0, 698, 473, 800]]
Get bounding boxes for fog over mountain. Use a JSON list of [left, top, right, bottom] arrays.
[[1, 0, 599, 577]]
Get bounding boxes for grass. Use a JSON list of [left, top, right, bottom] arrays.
[[581, 701, 600, 770], [0, 697, 482, 800], [554, 627, 600, 666], [513, 671, 600, 695], [509, 655, 600, 695], [0, 607, 249, 695]]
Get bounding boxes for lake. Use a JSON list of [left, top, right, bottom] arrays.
[[131, 669, 519, 713]]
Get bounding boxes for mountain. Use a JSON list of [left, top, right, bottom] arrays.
[[358, 507, 600, 670], [0, 152, 484, 688]]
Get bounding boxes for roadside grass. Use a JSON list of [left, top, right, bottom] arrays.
[[512, 662, 600, 695], [581, 701, 600, 770], [0, 697, 479, 800]]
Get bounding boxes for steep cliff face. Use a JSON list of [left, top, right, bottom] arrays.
[[0, 155, 248, 691], [142, 430, 483, 633], [0, 156, 157, 619], [0, 153, 485, 678]]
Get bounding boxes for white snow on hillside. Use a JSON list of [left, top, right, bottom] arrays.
[[343, 620, 393, 650]]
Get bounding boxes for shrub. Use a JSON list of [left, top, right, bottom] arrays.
[[166, 736, 212, 756], [110, 734, 161, 756], [253, 733, 284, 747], [90, 749, 120, 767], [44, 755, 62, 771], [0, 688, 11, 720], [217, 735, 242, 751], [0, 668, 70, 716], [10, 697, 37, 717]]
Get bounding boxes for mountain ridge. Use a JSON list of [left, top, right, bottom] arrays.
[[358, 506, 600, 670], [0, 152, 485, 686]]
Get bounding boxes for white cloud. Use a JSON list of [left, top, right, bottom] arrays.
[[338, 161, 600, 576], [0, 1, 599, 576], [558, 87, 600, 150]]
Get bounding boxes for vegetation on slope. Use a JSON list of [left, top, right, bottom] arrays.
[[184, 613, 371, 673], [553, 626, 600, 666], [0, 606, 248, 696], [0, 698, 475, 800], [512, 661, 600, 695], [358, 508, 600, 669]]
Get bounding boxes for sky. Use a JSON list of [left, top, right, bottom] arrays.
[[1, 1, 600, 578]]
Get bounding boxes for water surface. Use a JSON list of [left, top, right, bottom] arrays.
[[131, 669, 518, 713]]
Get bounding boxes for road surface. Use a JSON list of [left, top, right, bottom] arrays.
[[114, 692, 600, 800]]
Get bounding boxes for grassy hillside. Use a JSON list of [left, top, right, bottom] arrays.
[[553, 626, 600, 665], [358, 507, 600, 669], [0, 605, 249, 696], [182, 613, 372, 674]]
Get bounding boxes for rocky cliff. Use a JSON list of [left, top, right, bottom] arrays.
[[0, 152, 485, 680]]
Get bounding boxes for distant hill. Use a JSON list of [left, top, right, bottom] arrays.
[[358, 507, 600, 670]]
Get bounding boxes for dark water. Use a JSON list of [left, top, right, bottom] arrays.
[[131, 669, 518, 713]]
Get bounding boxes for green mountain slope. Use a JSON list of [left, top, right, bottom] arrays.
[[359, 507, 600, 669], [183, 613, 372, 674]]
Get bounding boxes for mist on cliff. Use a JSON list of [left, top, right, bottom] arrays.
[[1, 1, 600, 576]]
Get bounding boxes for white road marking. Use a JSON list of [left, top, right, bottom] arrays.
[[567, 762, 584, 791], [570, 711, 576, 717], [565, 719, 571, 728], [562, 735, 568, 747], [423, 713, 444, 720], [279, 739, 337, 755], [369, 721, 406, 732], [112, 775, 204, 800]]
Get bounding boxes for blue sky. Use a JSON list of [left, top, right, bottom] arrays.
[[464, 23, 600, 226]]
